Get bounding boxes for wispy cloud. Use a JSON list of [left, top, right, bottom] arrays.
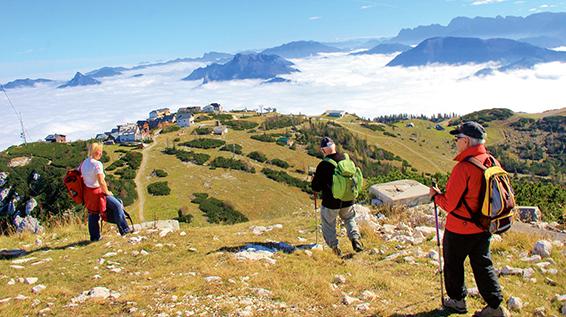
[[471, 0, 505, 5], [529, 3, 556, 11], [2, 54, 565, 150], [308, 16, 321, 20]]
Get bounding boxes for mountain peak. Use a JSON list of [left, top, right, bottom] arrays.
[[58, 72, 101, 89], [183, 53, 298, 83]]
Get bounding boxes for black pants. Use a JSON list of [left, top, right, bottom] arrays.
[[443, 230, 503, 308]]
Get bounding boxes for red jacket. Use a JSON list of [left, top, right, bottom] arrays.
[[434, 144, 496, 235]]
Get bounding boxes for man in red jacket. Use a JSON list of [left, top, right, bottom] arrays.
[[429, 122, 509, 317]]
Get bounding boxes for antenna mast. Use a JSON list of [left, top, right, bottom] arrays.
[[1, 84, 28, 145]]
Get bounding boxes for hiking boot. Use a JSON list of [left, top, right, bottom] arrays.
[[443, 297, 467, 313], [332, 246, 342, 257], [473, 305, 510, 317], [351, 238, 364, 252]]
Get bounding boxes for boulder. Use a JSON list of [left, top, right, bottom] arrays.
[[333, 275, 346, 284], [71, 287, 120, 303], [0, 172, 8, 187], [415, 226, 437, 239], [369, 180, 430, 207], [13, 216, 43, 234], [507, 296, 523, 311], [342, 294, 360, 305], [532, 240, 552, 258], [31, 285, 46, 294]]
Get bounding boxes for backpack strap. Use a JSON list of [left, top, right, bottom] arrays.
[[323, 153, 349, 167], [323, 157, 337, 167]]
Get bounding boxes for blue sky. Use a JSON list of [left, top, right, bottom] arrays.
[[1, 0, 565, 80]]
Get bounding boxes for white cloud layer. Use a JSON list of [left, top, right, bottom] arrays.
[[1, 53, 565, 150]]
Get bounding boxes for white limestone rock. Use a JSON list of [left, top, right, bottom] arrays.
[[507, 296, 523, 311], [532, 240, 552, 258]]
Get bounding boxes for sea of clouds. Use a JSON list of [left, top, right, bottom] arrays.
[[2, 52, 566, 150]]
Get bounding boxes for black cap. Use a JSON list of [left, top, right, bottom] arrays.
[[320, 136, 334, 148], [449, 121, 486, 139]]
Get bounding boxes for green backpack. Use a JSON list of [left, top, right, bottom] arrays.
[[324, 153, 364, 201]]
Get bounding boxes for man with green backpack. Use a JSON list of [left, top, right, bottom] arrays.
[[311, 137, 364, 256]]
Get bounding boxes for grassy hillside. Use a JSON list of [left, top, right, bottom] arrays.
[[135, 113, 320, 225]]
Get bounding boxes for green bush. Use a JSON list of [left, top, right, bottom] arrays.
[[210, 157, 255, 173], [147, 181, 171, 196], [162, 148, 210, 165], [107, 175, 137, 206], [194, 127, 213, 135], [383, 131, 397, 138], [270, 158, 290, 169], [106, 159, 126, 171], [223, 120, 258, 130], [191, 192, 209, 204], [261, 168, 311, 193], [190, 194, 248, 225], [247, 151, 267, 163], [123, 151, 142, 169], [115, 167, 136, 179], [153, 169, 168, 177], [180, 138, 225, 149], [161, 125, 181, 134], [219, 144, 243, 155], [250, 134, 277, 142]]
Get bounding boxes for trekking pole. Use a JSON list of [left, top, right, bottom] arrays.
[[432, 179, 445, 307], [313, 192, 319, 246]]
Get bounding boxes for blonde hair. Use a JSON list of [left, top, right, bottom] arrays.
[[88, 142, 103, 158]]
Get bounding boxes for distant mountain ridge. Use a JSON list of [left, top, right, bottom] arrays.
[[58, 72, 101, 89], [86, 67, 127, 78], [261, 40, 342, 58], [352, 43, 412, 56], [390, 12, 566, 48], [183, 53, 298, 83], [387, 37, 566, 68], [2, 78, 53, 89]]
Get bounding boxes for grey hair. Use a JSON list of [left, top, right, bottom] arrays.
[[468, 136, 486, 146]]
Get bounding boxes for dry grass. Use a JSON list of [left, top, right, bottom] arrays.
[[1, 215, 564, 316]]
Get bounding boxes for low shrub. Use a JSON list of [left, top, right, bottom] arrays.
[[153, 169, 168, 177], [250, 134, 277, 142], [261, 168, 311, 193], [210, 157, 255, 173], [223, 120, 258, 130], [194, 127, 213, 135], [180, 138, 225, 149], [147, 181, 171, 196], [219, 144, 243, 155], [247, 151, 267, 163], [270, 158, 290, 169], [190, 194, 248, 225], [115, 167, 136, 179]]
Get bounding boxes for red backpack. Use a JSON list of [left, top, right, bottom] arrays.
[[64, 163, 84, 205]]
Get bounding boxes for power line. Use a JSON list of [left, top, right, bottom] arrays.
[[0, 83, 28, 145]]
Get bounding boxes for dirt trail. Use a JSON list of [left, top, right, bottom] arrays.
[[134, 141, 157, 222]]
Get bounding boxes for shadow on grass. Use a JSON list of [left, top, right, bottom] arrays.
[[209, 241, 318, 255], [1, 240, 92, 260], [388, 308, 454, 317]]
